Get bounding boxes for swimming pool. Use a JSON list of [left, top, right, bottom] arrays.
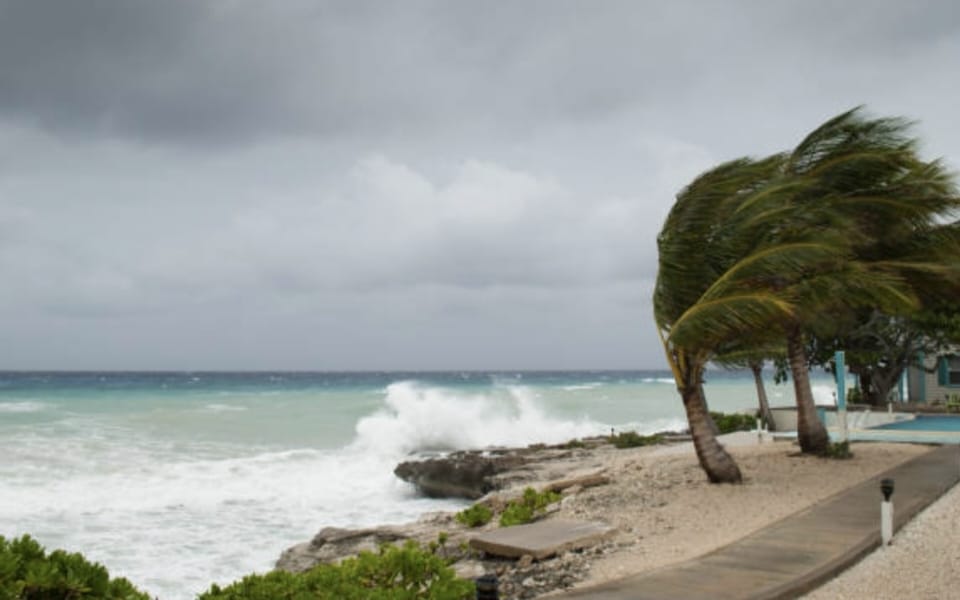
[[872, 415, 960, 432]]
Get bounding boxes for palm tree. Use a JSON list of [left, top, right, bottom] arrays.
[[656, 108, 960, 475], [655, 155, 843, 481], [714, 343, 784, 431], [772, 108, 960, 452]]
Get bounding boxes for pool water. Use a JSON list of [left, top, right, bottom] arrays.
[[873, 415, 960, 432]]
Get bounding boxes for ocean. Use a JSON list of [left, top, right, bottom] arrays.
[[0, 370, 836, 599]]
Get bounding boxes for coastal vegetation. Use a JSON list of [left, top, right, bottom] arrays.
[[0, 534, 150, 599], [199, 539, 475, 600], [499, 487, 562, 527], [655, 107, 960, 481], [709, 412, 757, 435], [608, 431, 664, 448], [0, 533, 475, 600], [455, 503, 494, 527]]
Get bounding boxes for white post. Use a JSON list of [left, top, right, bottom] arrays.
[[881, 478, 894, 546], [881, 501, 893, 545], [835, 351, 848, 443]]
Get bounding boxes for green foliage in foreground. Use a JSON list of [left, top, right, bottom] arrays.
[[0, 534, 150, 600], [199, 540, 474, 600], [455, 503, 493, 528], [499, 487, 562, 527], [710, 412, 757, 435], [609, 431, 664, 449]]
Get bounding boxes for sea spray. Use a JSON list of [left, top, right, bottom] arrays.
[[352, 381, 606, 455]]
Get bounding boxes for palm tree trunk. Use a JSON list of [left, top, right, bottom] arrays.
[[750, 361, 776, 431], [700, 383, 721, 436], [786, 325, 829, 454], [681, 382, 742, 483]]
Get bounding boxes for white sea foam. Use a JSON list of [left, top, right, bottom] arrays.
[[0, 401, 48, 413], [203, 403, 248, 412], [560, 383, 602, 391], [352, 382, 605, 456], [641, 377, 676, 384], [0, 426, 458, 600]]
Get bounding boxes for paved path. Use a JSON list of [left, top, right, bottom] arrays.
[[561, 444, 960, 600]]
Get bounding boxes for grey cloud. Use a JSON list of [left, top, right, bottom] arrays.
[[0, 1, 958, 369], [7, 1, 955, 148]]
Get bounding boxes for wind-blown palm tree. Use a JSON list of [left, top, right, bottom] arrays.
[[656, 108, 959, 476], [654, 155, 844, 481], [771, 108, 960, 453]]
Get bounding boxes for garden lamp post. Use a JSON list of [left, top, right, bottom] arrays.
[[880, 478, 894, 545]]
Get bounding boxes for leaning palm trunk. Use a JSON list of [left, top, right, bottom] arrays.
[[750, 361, 776, 431], [786, 326, 829, 453], [664, 351, 742, 483], [682, 382, 742, 483]]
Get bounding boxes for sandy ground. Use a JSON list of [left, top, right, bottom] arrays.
[[541, 433, 930, 593]]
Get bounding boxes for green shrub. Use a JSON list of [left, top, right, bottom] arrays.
[[822, 441, 853, 459], [499, 487, 562, 527], [561, 438, 586, 449], [456, 503, 493, 528], [199, 540, 474, 600], [710, 412, 757, 434], [609, 431, 663, 449], [0, 534, 150, 600]]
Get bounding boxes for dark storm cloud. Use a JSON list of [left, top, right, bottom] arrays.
[[2, 1, 958, 148], [0, 0, 958, 369]]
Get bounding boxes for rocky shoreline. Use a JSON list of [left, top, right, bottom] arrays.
[[277, 436, 639, 598], [275, 435, 930, 599]]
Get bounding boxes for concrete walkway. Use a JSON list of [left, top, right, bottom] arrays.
[[561, 444, 960, 599]]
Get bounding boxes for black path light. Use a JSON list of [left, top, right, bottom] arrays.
[[880, 478, 894, 545]]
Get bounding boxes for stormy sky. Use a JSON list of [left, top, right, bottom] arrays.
[[1, 1, 958, 370]]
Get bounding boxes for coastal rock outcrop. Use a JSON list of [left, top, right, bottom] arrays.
[[393, 440, 612, 499], [393, 451, 529, 499]]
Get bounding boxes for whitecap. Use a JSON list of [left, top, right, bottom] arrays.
[[203, 404, 248, 413], [560, 383, 602, 391], [0, 401, 49, 413]]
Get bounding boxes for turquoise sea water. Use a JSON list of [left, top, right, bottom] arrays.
[[0, 370, 835, 599]]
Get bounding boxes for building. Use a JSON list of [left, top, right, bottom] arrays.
[[906, 353, 960, 404]]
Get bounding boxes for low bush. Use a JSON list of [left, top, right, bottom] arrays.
[[199, 540, 474, 600], [822, 441, 853, 459], [710, 412, 757, 434], [499, 487, 562, 527], [0, 534, 150, 600], [455, 503, 493, 528], [609, 431, 663, 449]]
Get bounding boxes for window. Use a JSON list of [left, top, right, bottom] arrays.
[[938, 356, 960, 386]]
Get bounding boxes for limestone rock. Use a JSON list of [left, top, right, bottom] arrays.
[[394, 451, 529, 499], [275, 526, 408, 572]]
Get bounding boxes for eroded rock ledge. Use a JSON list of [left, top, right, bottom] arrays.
[[393, 438, 612, 499]]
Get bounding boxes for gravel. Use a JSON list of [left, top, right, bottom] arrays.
[[803, 479, 960, 599]]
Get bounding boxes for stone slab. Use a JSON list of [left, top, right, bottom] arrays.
[[469, 519, 615, 559]]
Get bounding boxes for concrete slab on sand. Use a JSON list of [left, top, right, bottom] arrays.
[[470, 519, 615, 559]]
